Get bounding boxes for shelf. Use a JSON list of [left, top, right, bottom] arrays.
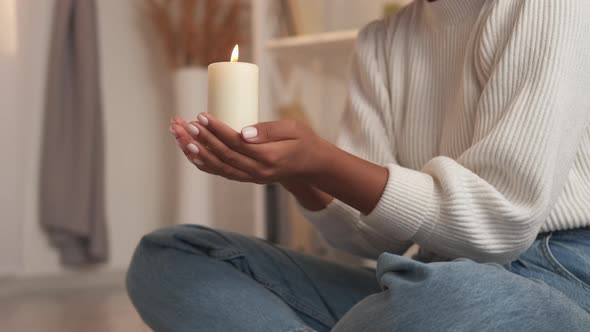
[[266, 30, 358, 56]]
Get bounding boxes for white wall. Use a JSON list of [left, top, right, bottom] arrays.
[[1, 0, 176, 277], [0, 0, 24, 275], [324, 0, 390, 31], [1, 0, 411, 277]]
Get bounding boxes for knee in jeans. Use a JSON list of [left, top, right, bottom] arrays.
[[126, 226, 192, 305], [137, 224, 194, 246], [125, 225, 227, 303], [379, 255, 508, 301], [126, 231, 159, 308]]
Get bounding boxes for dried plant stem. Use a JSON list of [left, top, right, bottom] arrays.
[[141, 0, 245, 69]]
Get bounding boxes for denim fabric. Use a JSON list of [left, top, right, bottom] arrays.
[[127, 225, 590, 332], [126, 225, 379, 332]]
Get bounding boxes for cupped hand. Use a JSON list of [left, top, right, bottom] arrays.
[[170, 113, 330, 184]]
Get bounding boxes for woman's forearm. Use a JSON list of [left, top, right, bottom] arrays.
[[284, 141, 388, 215], [280, 180, 334, 211], [308, 141, 389, 215]]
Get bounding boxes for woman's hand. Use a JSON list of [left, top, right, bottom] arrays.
[[170, 113, 330, 184], [170, 113, 389, 215]]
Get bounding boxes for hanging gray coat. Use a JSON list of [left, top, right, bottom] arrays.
[[40, 0, 108, 265]]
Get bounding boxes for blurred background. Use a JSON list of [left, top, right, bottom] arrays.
[[0, 0, 410, 331]]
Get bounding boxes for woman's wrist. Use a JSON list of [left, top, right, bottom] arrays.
[[281, 138, 388, 214], [306, 138, 339, 178], [306, 143, 389, 215], [280, 178, 334, 212], [280, 178, 307, 193]]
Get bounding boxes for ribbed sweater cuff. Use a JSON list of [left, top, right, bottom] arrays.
[[361, 164, 440, 241], [298, 198, 360, 237]]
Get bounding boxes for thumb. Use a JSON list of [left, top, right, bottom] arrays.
[[241, 120, 300, 144]]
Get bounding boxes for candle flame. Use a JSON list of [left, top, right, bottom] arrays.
[[230, 44, 239, 62]]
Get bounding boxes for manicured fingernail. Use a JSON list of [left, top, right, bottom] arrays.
[[187, 143, 199, 154], [169, 126, 176, 135], [192, 159, 204, 166], [242, 127, 258, 139], [187, 124, 200, 136], [198, 114, 209, 126], [170, 117, 175, 124]]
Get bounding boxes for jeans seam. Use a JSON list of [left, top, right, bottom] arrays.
[[273, 246, 341, 321], [148, 226, 335, 328], [255, 278, 335, 328], [285, 327, 317, 332], [210, 248, 244, 260], [541, 234, 590, 292], [199, 241, 335, 327]]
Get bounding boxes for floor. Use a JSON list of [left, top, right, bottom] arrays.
[[0, 286, 151, 332]]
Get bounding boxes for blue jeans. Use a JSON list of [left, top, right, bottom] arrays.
[[126, 225, 590, 331]]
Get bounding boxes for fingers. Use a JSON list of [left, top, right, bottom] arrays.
[[187, 120, 260, 174], [172, 115, 185, 126], [171, 114, 295, 184], [170, 123, 190, 141], [172, 116, 206, 142], [197, 112, 301, 146], [170, 115, 193, 140], [239, 119, 301, 144], [176, 136, 254, 182], [196, 113, 247, 151], [170, 116, 255, 183]]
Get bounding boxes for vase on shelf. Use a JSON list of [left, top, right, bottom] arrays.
[[173, 67, 213, 227]]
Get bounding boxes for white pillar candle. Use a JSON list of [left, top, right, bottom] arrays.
[[208, 45, 259, 131]]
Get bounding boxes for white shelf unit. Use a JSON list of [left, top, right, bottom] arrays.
[[266, 29, 358, 55], [251, 0, 360, 257], [250, 0, 406, 261]]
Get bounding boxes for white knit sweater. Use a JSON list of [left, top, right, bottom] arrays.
[[301, 0, 590, 263]]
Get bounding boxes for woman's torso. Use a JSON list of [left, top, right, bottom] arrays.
[[385, 0, 590, 233]]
